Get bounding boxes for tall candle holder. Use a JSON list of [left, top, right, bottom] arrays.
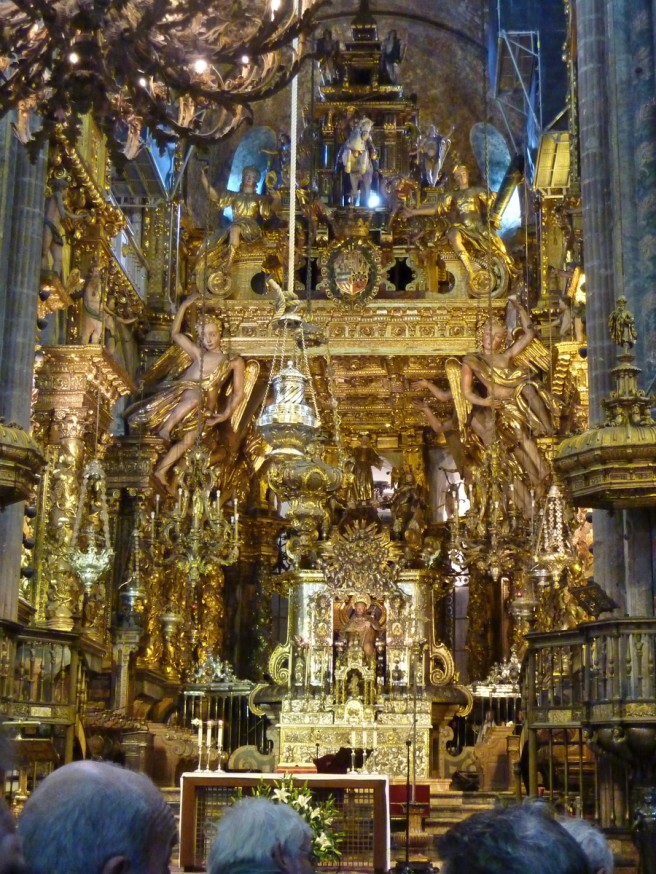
[[191, 718, 204, 771], [215, 719, 225, 772], [205, 720, 214, 772]]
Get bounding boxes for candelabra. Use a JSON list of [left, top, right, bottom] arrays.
[[158, 445, 240, 586], [449, 441, 527, 583], [0, 0, 327, 163], [191, 717, 224, 771]]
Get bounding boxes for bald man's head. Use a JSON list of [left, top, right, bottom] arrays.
[[18, 761, 176, 874]]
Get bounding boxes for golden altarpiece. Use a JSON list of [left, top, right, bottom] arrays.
[[0, 5, 601, 791]]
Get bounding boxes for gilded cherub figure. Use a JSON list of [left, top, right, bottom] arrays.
[[458, 297, 558, 493], [41, 178, 88, 277], [125, 293, 245, 489], [200, 164, 277, 263], [403, 163, 514, 283]]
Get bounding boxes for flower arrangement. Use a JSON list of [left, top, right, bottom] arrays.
[[242, 776, 343, 864]]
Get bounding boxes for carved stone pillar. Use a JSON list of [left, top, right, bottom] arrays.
[[0, 117, 47, 621]]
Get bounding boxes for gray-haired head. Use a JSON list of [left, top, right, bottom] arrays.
[[437, 802, 591, 874], [558, 817, 613, 874], [17, 760, 176, 874], [207, 796, 313, 874]]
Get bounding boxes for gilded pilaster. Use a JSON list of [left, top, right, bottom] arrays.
[[31, 347, 134, 630]]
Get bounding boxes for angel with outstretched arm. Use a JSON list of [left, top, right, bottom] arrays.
[[125, 293, 246, 490]]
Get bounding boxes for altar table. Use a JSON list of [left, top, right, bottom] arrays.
[[179, 771, 390, 872]]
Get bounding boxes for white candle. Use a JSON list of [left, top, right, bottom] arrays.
[[373, 725, 377, 749], [217, 719, 224, 750], [362, 729, 367, 750], [351, 729, 356, 749], [206, 720, 213, 749], [192, 718, 202, 751]]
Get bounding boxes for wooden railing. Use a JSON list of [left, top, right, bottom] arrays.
[[523, 619, 656, 828]]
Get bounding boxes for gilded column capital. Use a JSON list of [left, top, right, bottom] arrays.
[[33, 345, 135, 442]]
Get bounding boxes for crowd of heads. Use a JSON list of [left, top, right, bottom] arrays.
[[437, 800, 613, 874], [0, 725, 615, 874]]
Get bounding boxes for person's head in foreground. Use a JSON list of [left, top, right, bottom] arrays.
[[18, 760, 176, 874], [437, 802, 591, 874], [558, 815, 613, 874], [208, 796, 315, 874]]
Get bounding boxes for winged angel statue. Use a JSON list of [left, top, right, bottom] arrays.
[[125, 294, 259, 491], [418, 296, 559, 514]]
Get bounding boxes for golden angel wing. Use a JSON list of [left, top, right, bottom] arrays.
[[230, 359, 260, 431], [141, 344, 191, 388], [445, 357, 470, 437], [512, 333, 551, 373]]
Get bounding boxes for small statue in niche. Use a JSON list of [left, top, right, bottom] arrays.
[[347, 670, 363, 698], [339, 594, 384, 660], [41, 178, 88, 277], [391, 468, 427, 549], [380, 29, 406, 85], [608, 296, 637, 349], [316, 27, 341, 85], [346, 432, 382, 504], [337, 117, 378, 207], [415, 124, 452, 188], [79, 262, 105, 344]]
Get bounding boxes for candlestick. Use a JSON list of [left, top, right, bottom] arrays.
[[215, 719, 224, 772], [191, 718, 203, 771]]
